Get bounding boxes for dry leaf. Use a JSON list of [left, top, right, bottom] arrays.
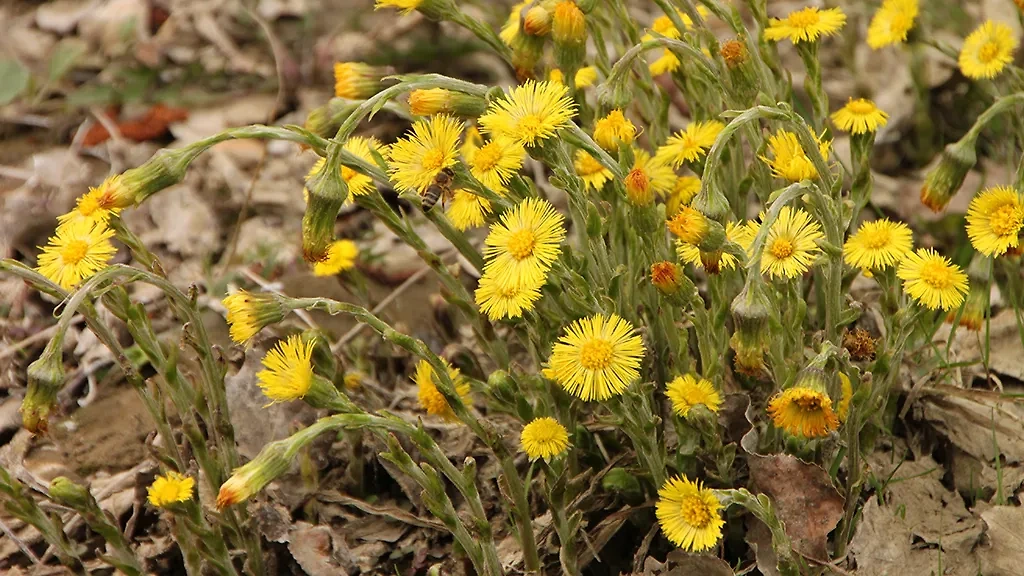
[[915, 386, 1024, 464], [978, 504, 1024, 576], [287, 522, 357, 576]]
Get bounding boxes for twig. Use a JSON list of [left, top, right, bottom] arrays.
[[0, 516, 41, 565], [0, 315, 84, 360], [330, 265, 433, 353]]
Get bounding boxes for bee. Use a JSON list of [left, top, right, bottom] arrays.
[[421, 167, 455, 212]]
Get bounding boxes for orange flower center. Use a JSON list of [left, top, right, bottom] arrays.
[[507, 229, 536, 260], [579, 338, 613, 370], [680, 495, 713, 528], [769, 238, 795, 259], [61, 240, 90, 265], [788, 8, 820, 29], [989, 204, 1023, 236], [978, 41, 1001, 64], [794, 394, 824, 411], [919, 260, 955, 290], [518, 115, 544, 141], [473, 143, 503, 172], [421, 149, 445, 172], [860, 227, 891, 250]]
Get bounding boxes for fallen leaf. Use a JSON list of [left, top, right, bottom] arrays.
[[915, 385, 1024, 464], [82, 104, 189, 147], [978, 504, 1024, 576], [287, 522, 357, 576]]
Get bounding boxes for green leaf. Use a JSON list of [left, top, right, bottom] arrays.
[[0, 59, 30, 105], [48, 39, 88, 82]]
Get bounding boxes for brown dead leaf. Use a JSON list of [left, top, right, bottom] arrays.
[[915, 386, 1024, 464], [287, 522, 357, 576], [978, 504, 1024, 576], [747, 453, 844, 560]]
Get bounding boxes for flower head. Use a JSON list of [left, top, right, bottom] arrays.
[[959, 21, 1017, 80], [478, 81, 577, 147], [36, 220, 117, 290], [340, 136, 384, 198], [843, 219, 913, 272], [947, 282, 988, 331], [667, 206, 710, 246], [656, 476, 724, 552], [447, 189, 493, 230], [520, 417, 570, 460], [666, 176, 701, 216], [768, 386, 840, 437], [414, 359, 471, 421], [655, 121, 725, 168], [475, 272, 543, 321], [256, 335, 315, 404], [831, 98, 888, 135], [222, 290, 287, 345], [147, 472, 194, 508], [649, 51, 682, 75], [386, 114, 463, 194], [666, 374, 722, 417], [626, 149, 675, 206], [467, 138, 526, 194], [483, 198, 566, 288], [762, 129, 829, 182], [549, 66, 599, 88], [759, 207, 823, 279], [650, 261, 681, 293], [548, 314, 645, 401], [409, 88, 486, 117], [574, 150, 614, 192], [677, 221, 752, 272], [867, 0, 919, 49], [966, 186, 1024, 256], [898, 248, 969, 311], [764, 7, 846, 44], [593, 110, 637, 152], [552, 0, 586, 45], [58, 176, 130, 227], [334, 62, 388, 99], [313, 239, 359, 276], [920, 139, 977, 212]]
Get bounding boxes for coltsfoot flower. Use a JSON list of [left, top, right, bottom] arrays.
[[666, 374, 722, 417], [831, 98, 889, 135], [897, 248, 969, 311], [959, 20, 1017, 80], [677, 221, 752, 272], [764, 7, 846, 44], [625, 149, 675, 206], [222, 290, 287, 345], [656, 475, 724, 552], [333, 62, 389, 99], [548, 314, 645, 401], [256, 335, 315, 404], [147, 472, 195, 508], [574, 150, 614, 192], [475, 272, 543, 321], [520, 417, 570, 460], [467, 138, 526, 194], [650, 261, 681, 293], [548, 66, 599, 88], [593, 109, 637, 151], [768, 386, 839, 438], [57, 176, 131, 228], [667, 206, 709, 246], [447, 190, 492, 230], [761, 129, 830, 182], [759, 207, 823, 279], [478, 81, 576, 147], [966, 186, 1024, 256], [313, 239, 358, 276], [655, 121, 725, 168], [386, 114, 463, 194], [414, 359, 471, 421], [483, 198, 566, 289], [36, 220, 117, 290], [867, 0, 919, 49], [843, 219, 913, 273], [666, 176, 701, 216]]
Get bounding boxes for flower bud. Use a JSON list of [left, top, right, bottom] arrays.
[[120, 148, 192, 206], [408, 88, 487, 118], [920, 137, 977, 212], [217, 441, 291, 509], [593, 109, 636, 152], [625, 166, 654, 206], [552, 1, 585, 45], [303, 98, 357, 140], [720, 38, 758, 106], [650, 261, 681, 294], [667, 206, 709, 245], [729, 281, 772, 377], [333, 62, 391, 100], [48, 477, 91, 509], [21, 337, 65, 434], [510, 33, 545, 80], [301, 329, 337, 382], [523, 4, 552, 36], [303, 156, 349, 263]]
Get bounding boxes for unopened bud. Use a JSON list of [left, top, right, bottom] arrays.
[[552, 1, 585, 45], [222, 290, 288, 345], [304, 98, 357, 140], [49, 477, 91, 509], [523, 5, 552, 36], [333, 62, 391, 100], [21, 337, 65, 434], [121, 148, 191, 206], [303, 156, 349, 263], [729, 281, 772, 377], [217, 441, 291, 509], [920, 137, 977, 212], [650, 261, 681, 294], [408, 88, 487, 118], [593, 109, 636, 152]]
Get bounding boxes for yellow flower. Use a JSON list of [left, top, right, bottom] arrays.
[[593, 110, 637, 151], [483, 197, 566, 288], [641, 9, 701, 42], [478, 80, 577, 147], [843, 219, 913, 272], [386, 114, 463, 194], [343, 371, 362, 390], [655, 121, 725, 168], [35, 220, 117, 291], [649, 51, 681, 75], [768, 386, 840, 438], [761, 129, 829, 182], [666, 374, 722, 417], [374, 0, 422, 15], [552, 0, 586, 45], [898, 248, 969, 311], [959, 20, 1018, 80], [519, 417, 570, 460], [57, 176, 130, 228], [549, 66, 599, 88], [447, 189, 493, 230], [677, 221, 751, 272], [666, 176, 701, 216], [650, 261, 681, 293], [475, 271, 543, 321], [500, 2, 530, 45], [256, 334, 315, 404], [759, 207, 823, 279], [548, 314, 645, 401], [656, 475, 724, 552], [831, 98, 889, 135], [313, 239, 359, 276], [333, 62, 387, 99], [222, 290, 287, 345], [966, 186, 1024, 256], [462, 124, 484, 158], [147, 472, 194, 508], [625, 149, 675, 206], [574, 150, 614, 192], [414, 359, 471, 422], [837, 373, 853, 423], [408, 88, 450, 116], [467, 138, 526, 194], [667, 206, 709, 245], [764, 7, 846, 44], [867, 0, 919, 49]]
